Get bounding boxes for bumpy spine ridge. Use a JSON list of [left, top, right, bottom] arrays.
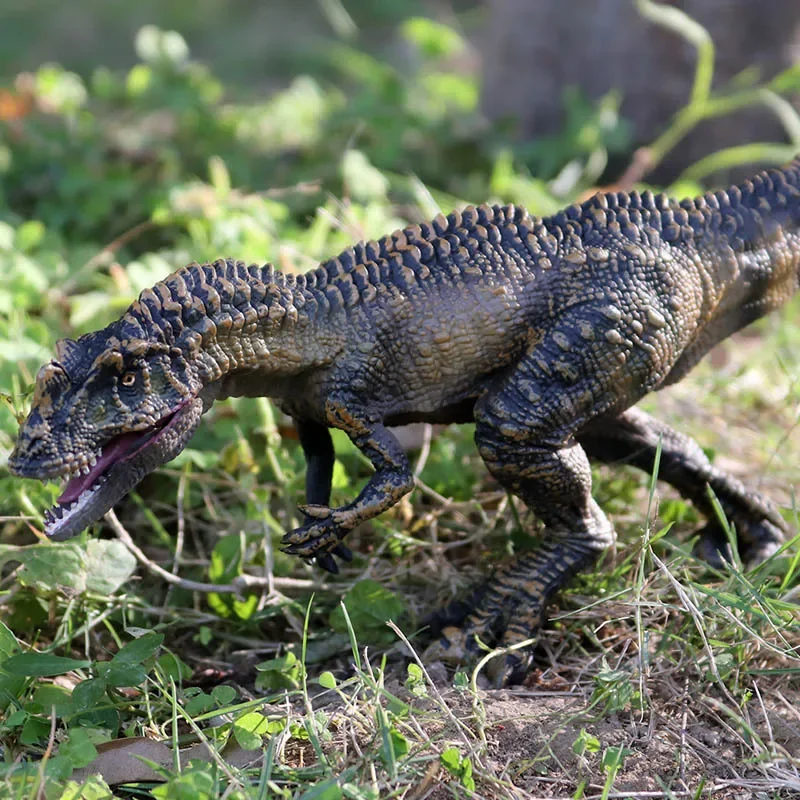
[[122, 157, 800, 366]]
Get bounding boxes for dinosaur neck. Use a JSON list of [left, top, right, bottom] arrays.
[[122, 259, 345, 386]]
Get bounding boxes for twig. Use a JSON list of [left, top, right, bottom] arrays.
[[36, 706, 58, 800], [412, 423, 433, 478], [62, 219, 155, 294], [105, 509, 324, 594]]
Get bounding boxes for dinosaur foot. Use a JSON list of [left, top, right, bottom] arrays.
[[422, 594, 544, 687], [693, 517, 786, 570]]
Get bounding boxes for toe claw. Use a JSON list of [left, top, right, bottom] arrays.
[[332, 543, 353, 562], [487, 651, 530, 688], [316, 552, 339, 574]]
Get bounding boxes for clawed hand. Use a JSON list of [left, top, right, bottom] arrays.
[[280, 504, 353, 573]]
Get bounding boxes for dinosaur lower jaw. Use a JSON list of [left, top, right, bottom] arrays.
[[43, 397, 205, 541]]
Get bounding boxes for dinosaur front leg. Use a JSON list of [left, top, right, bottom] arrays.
[[296, 418, 335, 506], [281, 412, 414, 567], [294, 418, 354, 570]]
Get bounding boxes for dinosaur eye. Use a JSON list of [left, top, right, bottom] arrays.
[[121, 371, 137, 387]]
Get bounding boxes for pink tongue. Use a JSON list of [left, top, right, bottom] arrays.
[[58, 432, 142, 505]]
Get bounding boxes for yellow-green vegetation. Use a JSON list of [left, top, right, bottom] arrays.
[[0, 8, 799, 799]]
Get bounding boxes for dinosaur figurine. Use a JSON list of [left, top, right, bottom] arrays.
[[10, 157, 799, 683]]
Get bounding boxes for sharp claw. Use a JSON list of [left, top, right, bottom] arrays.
[[488, 652, 529, 688], [332, 543, 353, 562], [316, 553, 339, 574], [298, 504, 331, 519]]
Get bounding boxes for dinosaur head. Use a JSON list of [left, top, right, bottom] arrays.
[[8, 329, 205, 540]]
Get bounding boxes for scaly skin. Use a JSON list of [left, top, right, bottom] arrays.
[[9, 158, 800, 684]]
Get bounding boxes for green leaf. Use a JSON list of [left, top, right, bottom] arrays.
[[72, 678, 108, 710], [318, 671, 337, 690], [573, 728, 601, 756], [18, 545, 86, 590], [17, 539, 136, 595], [0, 221, 15, 250], [405, 663, 427, 697], [195, 626, 214, 647], [389, 727, 408, 759], [3, 653, 91, 677], [0, 620, 19, 659], [58, 728, 98, 768], [255, 651, 304, 692], [185, 691, 215, 716], [98, 662, 148, 688], [152, 766, 216, 800], [298, 780, 343, 800], [402, 18, 465, 59], [211, 685, 236, 706], [15, 221, 46, 253], [20, 714, 51, 745], [440, 747, 461, 773], [329, 580, 405, 644], [113, 632, 164, 665], [341, 150, 389, 203], [0, 669, 26, 711], [453, 671, 469, 691], [31, 684, 73, 714], [84, 540, 138, 594], [5, 709, 26, 727], [157, 652, 193, 681], [461, 757, 475, 792], [601, 745, 632, 773], [232, 710, 269, 750], [126, 64, 152, 96]]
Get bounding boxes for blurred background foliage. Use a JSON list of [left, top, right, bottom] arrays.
[[0, 1, 636, 453]]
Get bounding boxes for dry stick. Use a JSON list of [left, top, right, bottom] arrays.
[[105, 509, 324, 594], [412, 423, 433, 478], [35, 707, 58, 800], [62, 219, 155, 295]]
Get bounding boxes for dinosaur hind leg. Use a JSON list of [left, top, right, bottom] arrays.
[[578, 406, 787, 566], [427, 358, 616, 686]]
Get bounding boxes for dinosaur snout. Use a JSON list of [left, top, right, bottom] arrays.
[[7, 414, 57, 478]]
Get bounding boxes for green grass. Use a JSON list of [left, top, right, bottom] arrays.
[[0, 9, 799, 800]]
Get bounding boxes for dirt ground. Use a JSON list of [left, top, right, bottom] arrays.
[[403, 679, 800, 799]]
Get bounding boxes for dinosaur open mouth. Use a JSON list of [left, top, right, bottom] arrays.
[[43, 398, 197, 539]]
